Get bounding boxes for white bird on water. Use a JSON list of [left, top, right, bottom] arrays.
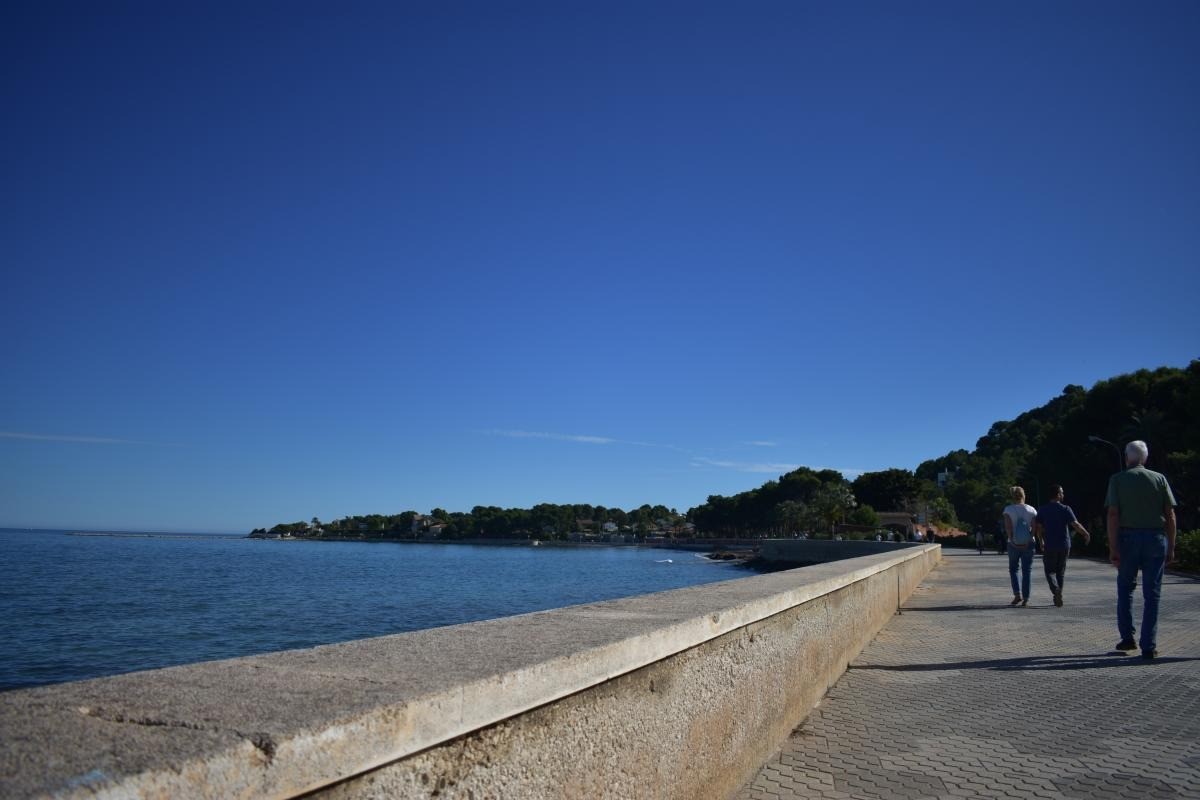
[[655, 559, 673, 564]]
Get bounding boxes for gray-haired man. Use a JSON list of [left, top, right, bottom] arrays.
[[1106, 440, 1177, 659]]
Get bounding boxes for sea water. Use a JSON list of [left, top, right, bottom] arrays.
[[0, 529, 744, 691]]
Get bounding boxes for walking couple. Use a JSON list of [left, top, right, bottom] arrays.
[[1002, 484, 1090, 608]]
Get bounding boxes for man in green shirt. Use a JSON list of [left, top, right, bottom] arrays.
[[1106, 440, 1177, 660]]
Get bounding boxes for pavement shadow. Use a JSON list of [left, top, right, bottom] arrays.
[[850, 654, 1200, 673], [897, 606, 1017, 614]]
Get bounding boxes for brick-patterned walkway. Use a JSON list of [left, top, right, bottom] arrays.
[[735, 549, 1200, 799]]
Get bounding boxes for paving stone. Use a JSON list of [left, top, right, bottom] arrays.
[[734, 550, 1200, 799]]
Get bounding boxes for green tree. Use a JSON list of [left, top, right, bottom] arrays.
[[806, 483, 856, 537], [847, 503, 880, 528], [851, 469, 921, 512], [773, 500, 805, 535]]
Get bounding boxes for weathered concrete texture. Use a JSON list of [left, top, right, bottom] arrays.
[[0, 547, 938, 799], [736, 550, 1200, 800]]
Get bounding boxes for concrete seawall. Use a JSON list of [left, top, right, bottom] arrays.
[[1, 545, 939, 799]]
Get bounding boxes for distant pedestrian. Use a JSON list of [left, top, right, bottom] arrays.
[[1107, 440, 1177, 659], [975, 528, 984, 554], [1035, 485, 1091, 607], [1003, 486, 1037, 606]]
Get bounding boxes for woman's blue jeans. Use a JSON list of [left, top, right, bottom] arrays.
[[1117, 528, 1168, 652], [1008, 545, 1033, 599]]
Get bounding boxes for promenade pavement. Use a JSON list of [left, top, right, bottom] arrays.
[[734, 548, 1200, 800]]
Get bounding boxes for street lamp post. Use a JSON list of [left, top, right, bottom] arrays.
[[1088, 435, 1123, 474]]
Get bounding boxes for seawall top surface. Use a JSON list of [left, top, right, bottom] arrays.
[[0, 545, 936, 799]]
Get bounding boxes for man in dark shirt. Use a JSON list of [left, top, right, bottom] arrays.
[[1035, 485, 1091, 607]]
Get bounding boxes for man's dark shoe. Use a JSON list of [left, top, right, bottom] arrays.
[[1142, 649, 1158, 660], [1010, 595, 1022, 606], [1053, 591, 1063, 607], [1115, 639, 1137, 652]]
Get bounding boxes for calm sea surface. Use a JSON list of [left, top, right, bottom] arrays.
[[0, 528, 745, 691]]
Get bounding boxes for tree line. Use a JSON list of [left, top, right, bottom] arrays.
[[256, 362, 1198, 564], [254, 503, 685, 541]]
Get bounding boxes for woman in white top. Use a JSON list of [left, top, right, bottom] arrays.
[[1003, 486, 1038, 606]]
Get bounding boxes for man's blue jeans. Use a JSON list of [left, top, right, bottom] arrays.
[[1008, 545, 1033, 599], [1117, 528, 1168, 652]]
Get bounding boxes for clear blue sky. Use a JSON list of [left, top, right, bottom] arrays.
[[3, 2, 1197, 533]]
